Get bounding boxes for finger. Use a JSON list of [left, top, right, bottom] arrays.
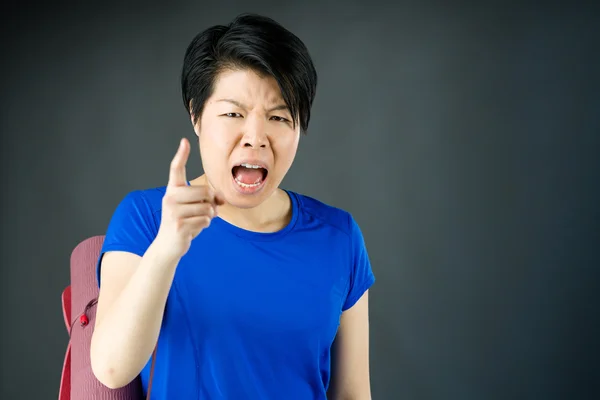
[[175, 203, 215, 219], [168, 138, 190, 187], [166, 186, 215, 204], [185, 215, 213, 234]]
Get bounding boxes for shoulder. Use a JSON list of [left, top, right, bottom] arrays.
[[288, 190, 357, 238], [117, 185, 167, 215], [101, 185, 169, 246], [104, 185, 168, 233]]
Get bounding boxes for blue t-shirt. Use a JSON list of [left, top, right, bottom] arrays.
[[97, 186, 375, 399]]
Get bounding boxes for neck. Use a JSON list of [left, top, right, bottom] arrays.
[[190, 174, 292, 233]]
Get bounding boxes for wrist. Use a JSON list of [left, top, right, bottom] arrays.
[[148, 235, 183, 267]]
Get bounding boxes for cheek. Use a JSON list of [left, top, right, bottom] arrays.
[[274, 135, 300, 167], [199, 124, 237, 158]]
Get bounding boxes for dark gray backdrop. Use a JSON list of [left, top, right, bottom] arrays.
[[1, 1, 599, 399]]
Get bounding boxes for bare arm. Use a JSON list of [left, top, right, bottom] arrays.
[[328, 291, 372, 400], [90, 138, 220, 388], [90, 242, 180, 388]]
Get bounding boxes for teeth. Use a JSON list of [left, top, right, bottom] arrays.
[[240, 163, 262, 169], [235, 178, 262, 188]]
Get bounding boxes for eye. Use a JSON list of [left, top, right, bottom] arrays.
[[223, 112, 242, 118], [270, 116, 289, 123]]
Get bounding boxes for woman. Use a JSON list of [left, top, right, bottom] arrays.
[[90, 13, 375, 399]]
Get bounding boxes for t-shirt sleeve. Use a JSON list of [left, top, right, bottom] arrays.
[[96, 190, 159, 287], [342, 214, 376, 311]]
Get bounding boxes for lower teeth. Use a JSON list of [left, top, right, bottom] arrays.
[[235, 179, 261, 188]]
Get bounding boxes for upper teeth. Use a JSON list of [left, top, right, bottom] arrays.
[[241, 163, 262, 169]]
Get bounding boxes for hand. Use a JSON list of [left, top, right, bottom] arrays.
[[155, 138, 224, 261]]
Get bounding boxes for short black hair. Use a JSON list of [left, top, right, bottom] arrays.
[[181, 13, 318, 134]]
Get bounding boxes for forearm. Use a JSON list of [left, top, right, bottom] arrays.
[[90, 240, 179, 388]]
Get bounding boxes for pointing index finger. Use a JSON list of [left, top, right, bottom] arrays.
[[168, 138, 189, 187]]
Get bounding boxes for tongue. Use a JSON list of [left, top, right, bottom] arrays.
[[233, 166, 264, 184]]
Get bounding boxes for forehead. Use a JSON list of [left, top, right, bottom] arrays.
[[210, 69, 284, 106]]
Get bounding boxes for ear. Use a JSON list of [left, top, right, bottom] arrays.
[[189, 100, 201, 138], [189, 113, 201, 138], [193, 126, 201, 138]]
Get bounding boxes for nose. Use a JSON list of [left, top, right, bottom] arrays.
[[241, 117, 269, 149]]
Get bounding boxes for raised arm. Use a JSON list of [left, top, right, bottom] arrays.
[[90, 138, 222, 388]]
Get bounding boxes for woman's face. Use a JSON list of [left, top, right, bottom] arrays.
[[193, 68, 300, 209]]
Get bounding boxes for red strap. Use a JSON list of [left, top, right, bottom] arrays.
[[58, 343, 71, 400], [61, 286, 72, 331], [59, 287, 72, 400], [146, 345, 158, 400]]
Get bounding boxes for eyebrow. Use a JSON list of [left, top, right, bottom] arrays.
[[216, 98, 289, 113]]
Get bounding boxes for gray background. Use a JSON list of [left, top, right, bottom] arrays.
[[2, 1, 599, 399]]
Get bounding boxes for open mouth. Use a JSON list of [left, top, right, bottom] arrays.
[[231, 163, 268, 189]]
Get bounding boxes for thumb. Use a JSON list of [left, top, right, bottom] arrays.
[[168, 138, 190, 187]]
